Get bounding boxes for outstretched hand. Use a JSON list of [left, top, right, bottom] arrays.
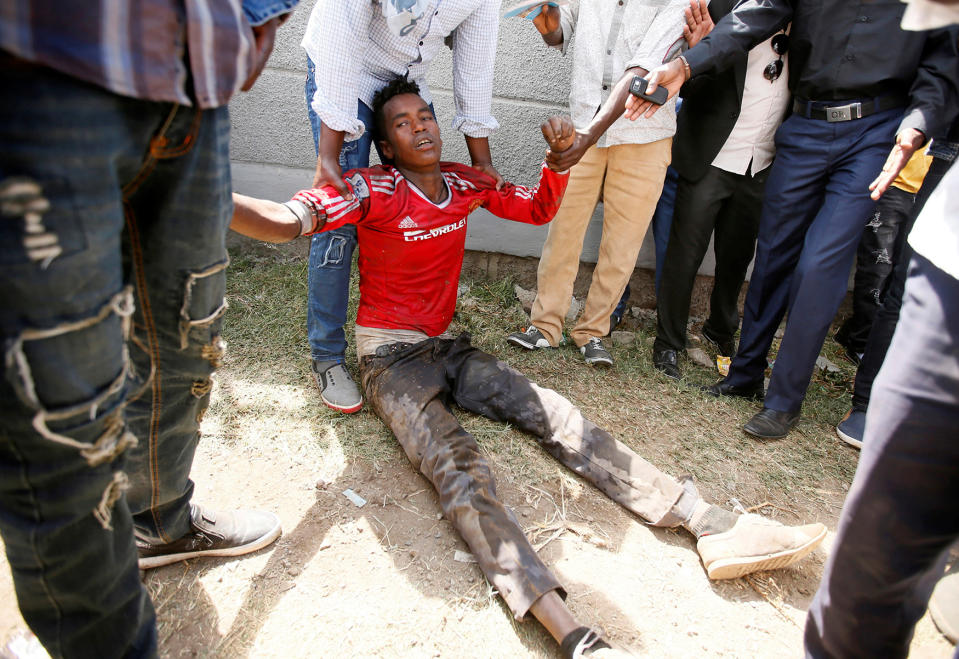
[[624, 59, 685, 120], [869, 128, 925, 200]]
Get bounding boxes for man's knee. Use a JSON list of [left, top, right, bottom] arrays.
[[2, 287, 140, 532], [4, 287, 137, 467]]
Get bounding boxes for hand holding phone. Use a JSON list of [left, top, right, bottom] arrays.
[[629, 76, 668, 106]]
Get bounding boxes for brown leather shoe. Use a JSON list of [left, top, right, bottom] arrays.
[[137, 505, 281, 569]]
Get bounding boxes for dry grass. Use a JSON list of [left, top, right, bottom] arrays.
[[1, 243, 953, 658], [221, 241, 860, 518]]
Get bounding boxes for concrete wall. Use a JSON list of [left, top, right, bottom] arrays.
[[229, 1, 718, 275]]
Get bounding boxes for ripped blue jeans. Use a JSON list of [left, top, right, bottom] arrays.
[[0, 57, 232, 657]]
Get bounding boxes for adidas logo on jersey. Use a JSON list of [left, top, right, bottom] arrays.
[[398, 216, 418, 229]]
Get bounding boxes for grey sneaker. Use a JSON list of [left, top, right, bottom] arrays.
[[312, 360, 363, 413], [137, 505, 282, 569], [580, 337, 613, 367], [507, 325, 554, 350]]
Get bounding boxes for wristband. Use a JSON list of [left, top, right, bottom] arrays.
[[283, 200, 316, 236], [679, 55, 691, 82]]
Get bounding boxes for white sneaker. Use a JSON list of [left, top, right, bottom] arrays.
[[696, 513, 826, 580]]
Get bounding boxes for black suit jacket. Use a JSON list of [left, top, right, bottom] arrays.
[[671, 0, 775, 182]]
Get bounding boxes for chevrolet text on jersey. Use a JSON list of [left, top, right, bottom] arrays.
[[404, 218, 466, 241]]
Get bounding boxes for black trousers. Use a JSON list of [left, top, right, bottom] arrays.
[[836, 186, 915, 355], [851, 154, 954, 410], [654, 164, 768, 354]]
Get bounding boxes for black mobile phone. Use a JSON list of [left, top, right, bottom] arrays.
[[629, 76, 668, 106]]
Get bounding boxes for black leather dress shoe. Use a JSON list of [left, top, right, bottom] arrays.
[[701, 377, 765, 400], [653, 348, 680, 380], [743, 407, 801, 440]]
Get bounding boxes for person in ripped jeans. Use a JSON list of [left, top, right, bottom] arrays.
[[231, 77, 827, 657], [0, 2, 294, 656]]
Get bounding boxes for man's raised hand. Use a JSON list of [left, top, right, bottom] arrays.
[[520, 3, 562, 40], [241, 13, 291, 92], [541, 116, 576, 171], [541, 115, 575, 151], [683, 0, 714, 49]]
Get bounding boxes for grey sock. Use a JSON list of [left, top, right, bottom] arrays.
[[684, 503, 738, 539]]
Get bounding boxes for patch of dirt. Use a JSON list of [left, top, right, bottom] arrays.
[[0, 263, 950, 658], [2, 405, 950, 658]]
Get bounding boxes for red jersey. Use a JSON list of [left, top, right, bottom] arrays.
[[295, 162, 568, 336]]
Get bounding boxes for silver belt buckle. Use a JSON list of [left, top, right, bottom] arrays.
[[826, 102, 863, 122]]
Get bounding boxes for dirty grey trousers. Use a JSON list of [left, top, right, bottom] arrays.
[[360, 334, 693, 618]]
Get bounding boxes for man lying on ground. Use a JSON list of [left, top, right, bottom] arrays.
[[230, 77, 826, 657]]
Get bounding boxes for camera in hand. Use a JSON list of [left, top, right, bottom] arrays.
[[629, 76, 668, 105]]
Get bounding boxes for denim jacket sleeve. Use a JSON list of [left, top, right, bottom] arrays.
[[242, 0, 299, 26]]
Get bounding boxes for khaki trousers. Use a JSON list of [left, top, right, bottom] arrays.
[[531, 139, 671, 347]]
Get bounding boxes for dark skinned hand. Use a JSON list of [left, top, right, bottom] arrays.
[[241, 12, 291, 92]]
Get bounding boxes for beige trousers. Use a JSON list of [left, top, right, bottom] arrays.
[[531, 139, 671, 347]]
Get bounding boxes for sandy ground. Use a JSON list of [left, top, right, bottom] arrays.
[[1, 365, 954, 658], [0, 246, 954, 657]]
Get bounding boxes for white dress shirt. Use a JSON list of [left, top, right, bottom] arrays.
[[558, 0, 689, 147], [902, 0, 959, 280], [710, 29, 791, 176], [302, 0, 500, 141]]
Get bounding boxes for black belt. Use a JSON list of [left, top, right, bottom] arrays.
[[793, 95, 907, 123], [373, 341, 416, 358]]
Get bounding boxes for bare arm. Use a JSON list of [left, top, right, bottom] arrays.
[[466, 136, 504, 189], [545, 65, 648, 171], [313, 124, 351, 197], [241, 12, 292, 92], [230, 193, 303, 243]]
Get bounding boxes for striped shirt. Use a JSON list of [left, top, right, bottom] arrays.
[[0, 0, 294, 108], [302, 0, 500, 142], [558, 0, 689, 147]]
